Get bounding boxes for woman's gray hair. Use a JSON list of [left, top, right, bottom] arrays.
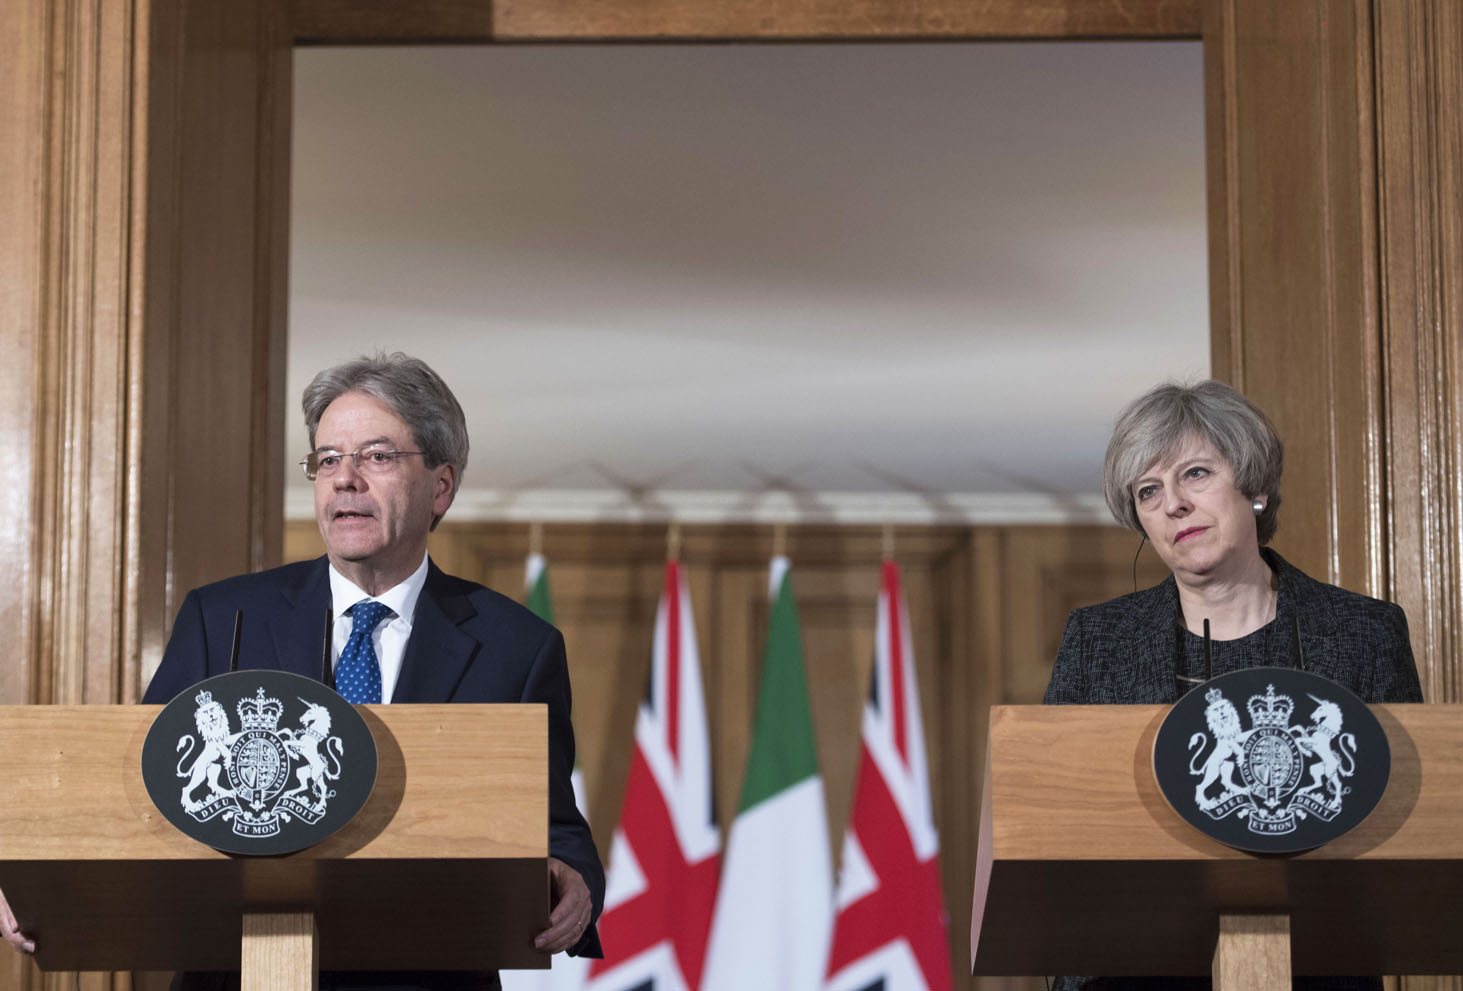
[[302, 351, 469, 500], [1103, 380, 1283, 544]]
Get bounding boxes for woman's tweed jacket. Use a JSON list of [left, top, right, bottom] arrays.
[[1040, 550, 1423, 991], [1043, 549, 1423, 707]]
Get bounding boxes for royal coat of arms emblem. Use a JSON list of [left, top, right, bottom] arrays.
[[1188, 683, 1355, 834], [1153, 667, 1390, 854], [144, 669, 378, 855], [178, 687, 346, 837]]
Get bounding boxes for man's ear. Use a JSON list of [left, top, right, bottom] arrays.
[[430, 463, 457, 530]]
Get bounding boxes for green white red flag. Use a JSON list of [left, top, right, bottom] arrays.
[[702, 555, 834, 991], [502, 551, 589, 991]]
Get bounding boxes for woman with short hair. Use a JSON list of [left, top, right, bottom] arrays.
[[1046, 379, 1421, 708], [1043, 380, 1422, 991]]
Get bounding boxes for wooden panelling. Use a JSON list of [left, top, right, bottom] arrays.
[[1204, 0, 1463, 720], [0, 0, 294, 719], [1, 0, 53, 720], [3, 0, 138, 719], [0, 0, 46, 980], [1, 2, 147, 983], [131, 0, 292, 696], [290, 0, 1202, 45], [286, 518, 1176, 988], [1204, 0, 1382, 593], [1373, 0, 1463, 711]]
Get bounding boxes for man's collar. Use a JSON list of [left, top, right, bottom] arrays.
[[329, 553, 430, 624]]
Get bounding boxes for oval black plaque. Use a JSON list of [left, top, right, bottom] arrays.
[[1153, 667, 1390, 854], [143, 670, 377, 855]]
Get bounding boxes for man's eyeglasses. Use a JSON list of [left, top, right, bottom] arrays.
[[299, 447, 426, 480]]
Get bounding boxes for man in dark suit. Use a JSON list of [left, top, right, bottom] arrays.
[[1, 352, 602, 990]]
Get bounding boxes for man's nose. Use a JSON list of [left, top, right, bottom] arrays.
[[332, 456, 365, 488]]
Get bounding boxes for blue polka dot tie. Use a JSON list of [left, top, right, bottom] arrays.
[[336, 599, 392, 704]]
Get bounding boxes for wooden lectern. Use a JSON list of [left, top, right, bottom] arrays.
[[0, 703, 552, 989], [971, 704, 1463, 989]]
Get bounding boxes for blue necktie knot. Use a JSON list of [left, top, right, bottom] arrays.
[[336, 599, 393, 704]]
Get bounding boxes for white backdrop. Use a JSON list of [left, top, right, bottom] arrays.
[[288, 42, 1207, 523]]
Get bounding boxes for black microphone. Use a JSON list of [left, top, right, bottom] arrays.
[[228, 610, 243, 673], [1175, 617, 1213, 697], [320, 607, 334, 689]]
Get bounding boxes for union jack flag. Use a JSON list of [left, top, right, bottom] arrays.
[[588, 560, 721, 991], [825, 561, 951, 991]]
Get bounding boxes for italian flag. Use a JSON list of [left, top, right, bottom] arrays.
[[503, 551, 588, 991], [702, 555, 834, 991], [524, 551, 587, 811], [526, 551, 555, 624]]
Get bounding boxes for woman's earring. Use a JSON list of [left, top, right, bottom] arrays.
[[1252, 499, 1265, 515]]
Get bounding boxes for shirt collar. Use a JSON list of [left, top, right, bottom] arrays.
[[328, 553, 430, 627]]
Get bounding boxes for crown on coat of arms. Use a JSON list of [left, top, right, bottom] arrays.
[[237, 687, 283, 731], [1205, 686, 1224, 705], [1247, 684, 1294, 729], [195, 689, 215, 707]]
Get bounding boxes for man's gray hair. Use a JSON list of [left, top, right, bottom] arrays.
[[1103, 379, 1283, 544], [303, 351, 469, 500]]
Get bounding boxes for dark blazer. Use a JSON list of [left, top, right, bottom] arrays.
[[1041, 550, 1422, 991], [144, 556, 604, 991], [1043, 550, 1423, 707]]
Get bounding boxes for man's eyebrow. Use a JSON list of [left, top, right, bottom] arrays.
[[313, 436, 393, 454]]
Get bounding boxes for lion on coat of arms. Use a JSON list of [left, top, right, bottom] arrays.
[[176, 690, 238, 811], [1189, 688, 1248, 810]]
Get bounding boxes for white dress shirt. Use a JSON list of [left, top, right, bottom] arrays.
[[327, 554, 429, 703]]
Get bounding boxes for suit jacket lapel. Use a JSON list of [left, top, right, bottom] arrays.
[[393, 561, 480, 702], [268, 556, 334, 681]]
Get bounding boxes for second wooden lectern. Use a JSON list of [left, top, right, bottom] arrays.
[[0, 703, 553, 988], [971, 704, 1463, 987]]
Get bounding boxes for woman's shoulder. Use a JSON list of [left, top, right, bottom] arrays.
[[1267, 549, 1421, 702], [1065, 580, 1175, 637], [1047, 580, 1177, 704], [1270, 550, 1406, 623]]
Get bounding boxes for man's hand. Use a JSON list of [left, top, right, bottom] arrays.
[[0, 887, 35, 955], [533, 857, 591, 954]]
